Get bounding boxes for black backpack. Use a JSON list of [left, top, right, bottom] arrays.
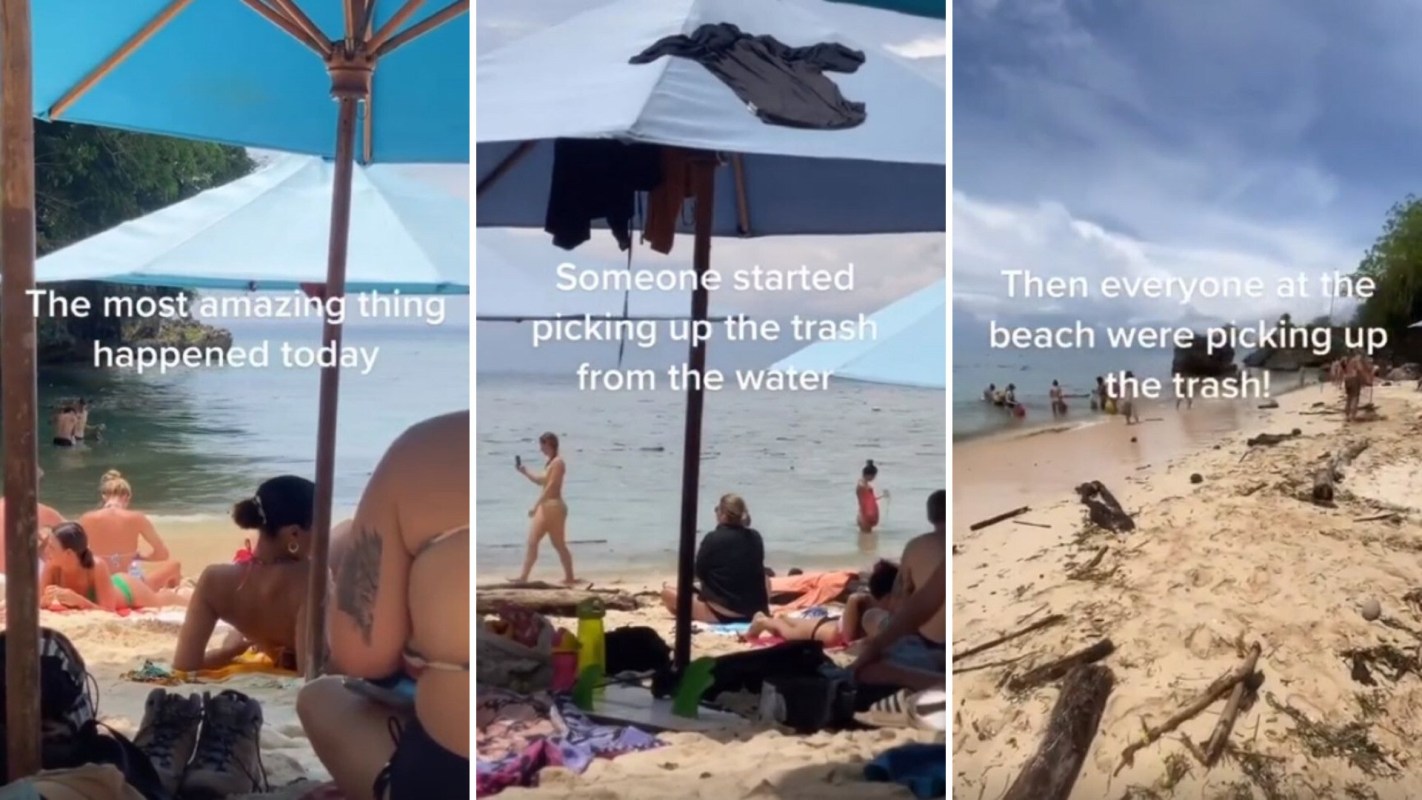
[[0, 627, 169, 800]]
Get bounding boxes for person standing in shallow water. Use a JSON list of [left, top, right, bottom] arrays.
[[856, 460, 886, 534], [514, 432, 576, 585]]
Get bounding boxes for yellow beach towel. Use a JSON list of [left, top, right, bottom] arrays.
[[172, 649, 296, 683]]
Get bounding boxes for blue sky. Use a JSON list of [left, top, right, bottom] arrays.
[[953, 0, 1422, 330]]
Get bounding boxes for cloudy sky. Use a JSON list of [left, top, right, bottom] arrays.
[[475, 0, 946, 341], [954, 0, 1422, 335]]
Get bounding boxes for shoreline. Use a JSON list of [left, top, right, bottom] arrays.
[[952, 382, 1422, 797]]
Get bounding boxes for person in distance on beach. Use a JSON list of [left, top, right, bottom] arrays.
[[1343, 353, 1365, 422], [513, 431, 576, 585], [298, 411, 470, 800], [982, 383, 995, 402], [1049, 380, 1067, 417], [661, 493, 770, 623], [856, 460, 886, 534], [1120, 371, 1141, 424], [80, 470, 183, 590]]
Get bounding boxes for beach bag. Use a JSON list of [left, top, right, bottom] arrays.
[[477, 607, 554, 693], [705, 641, 833, 700], [0, 628, 169, 800]]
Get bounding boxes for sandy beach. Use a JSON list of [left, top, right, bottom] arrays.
[[23, 521, 329, 792], [478, 573, 943, 799], [951, 381, 1422, 798]]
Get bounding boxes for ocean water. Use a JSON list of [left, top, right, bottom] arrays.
[[474, 375, 946, 578], [27, 320, 469, 521], [952, 343, 1306, 441]]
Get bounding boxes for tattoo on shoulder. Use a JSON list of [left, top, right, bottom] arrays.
[[336, 526, 382, 643]]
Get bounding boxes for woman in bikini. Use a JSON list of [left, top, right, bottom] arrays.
[[41, 522, 185, 611], [512, 431, 576, 585], [79, 470, 183, 589], [172, 475, 320, 672], [297, 411, 470, 800], [745, 560, 898, 646]]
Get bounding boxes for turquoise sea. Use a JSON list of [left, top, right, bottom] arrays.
[[25, 319, 470, 522]]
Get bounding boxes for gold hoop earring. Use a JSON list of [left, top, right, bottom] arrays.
[[287, 541, 300, 555]]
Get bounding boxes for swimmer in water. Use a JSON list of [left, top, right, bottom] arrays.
[[982, 384, 996, 403], [856, 460, 887, 534], [52, 405, 79, 447], [1049, 380, 1067, 417], [514, 432, 576, 585]]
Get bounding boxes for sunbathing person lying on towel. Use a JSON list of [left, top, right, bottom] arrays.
[[744, 560, 897, 646], [41, 522, 186, 612]]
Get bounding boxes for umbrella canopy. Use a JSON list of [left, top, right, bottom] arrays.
[[771, 279, 944, 389], [477, 0, 945, 670], [34, 2, 468, 162], [476, 0, 944, 235], [15, 1, 471, 711], [477, 233, 704, 319], [38, 156, 468, 293]]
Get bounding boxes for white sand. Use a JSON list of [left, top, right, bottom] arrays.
[[953, 383, 1422, 798], [24, 526, 328, 790]]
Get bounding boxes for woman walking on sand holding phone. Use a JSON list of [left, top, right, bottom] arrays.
[[513, 432, 577, 585]]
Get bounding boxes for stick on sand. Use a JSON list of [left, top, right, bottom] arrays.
[[1115, 642, 1262, 775], [953, 613, 1065, 664]]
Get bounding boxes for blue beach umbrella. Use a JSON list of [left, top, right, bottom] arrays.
[[828, 0, 945, 19], [477, 0, 945, 668], [38, 156, 469, 294], [771, 279, 945, 389], [15, 1, 471, 687]]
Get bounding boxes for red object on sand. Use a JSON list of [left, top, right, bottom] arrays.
[[233, 539, 255, 565]]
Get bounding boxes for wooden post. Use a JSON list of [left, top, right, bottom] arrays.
[[304, 85, 362, 680], [673, 157, 716, 672], [0, 0, 42, 780]]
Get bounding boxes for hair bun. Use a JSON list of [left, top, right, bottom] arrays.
[[101, 469, 123, 481], [866, 459, 874, 467], [232, 498, 264, 530]]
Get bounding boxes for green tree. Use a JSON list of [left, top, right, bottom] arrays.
[[1354, 195, 1422, 332], [33, 121, 255, 362]]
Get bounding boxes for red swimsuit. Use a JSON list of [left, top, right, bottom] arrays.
[[857, 484, 880, 528]]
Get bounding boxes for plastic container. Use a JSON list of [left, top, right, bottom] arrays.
[[551, 630, 580, 692]]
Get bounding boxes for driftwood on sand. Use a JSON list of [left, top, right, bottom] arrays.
[[969, 505, 1030, 531], [1200, 667, 1264, 767], [1067, 546, 1107, 579], [1002, 664, 1115, 800], [953, 613, 1066, 664], [1007, 639, 1115, 693], [1245, 430, 1301, 447], [1312, 439, 1371, 505], [476, 586, 640, 616], [1115, 642, 1263, 774], [1075, 481, 1135, 533]]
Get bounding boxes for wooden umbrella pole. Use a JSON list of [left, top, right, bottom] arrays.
[[304, 70, 364, 679], [673, 156, 717, 671], [0, 0, 42, 780]]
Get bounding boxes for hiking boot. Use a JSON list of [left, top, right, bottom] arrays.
[[132, 688, 203, 796], [179, 690, 266, 798]]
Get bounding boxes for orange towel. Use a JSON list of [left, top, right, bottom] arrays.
[[769, 571, 856, 611]]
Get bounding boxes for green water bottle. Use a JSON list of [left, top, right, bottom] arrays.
[[576, 598, 607, 678]]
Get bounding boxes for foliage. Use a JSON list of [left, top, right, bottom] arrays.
[[31, 121, 255, 362], [1354, 195, 1422, 332]]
